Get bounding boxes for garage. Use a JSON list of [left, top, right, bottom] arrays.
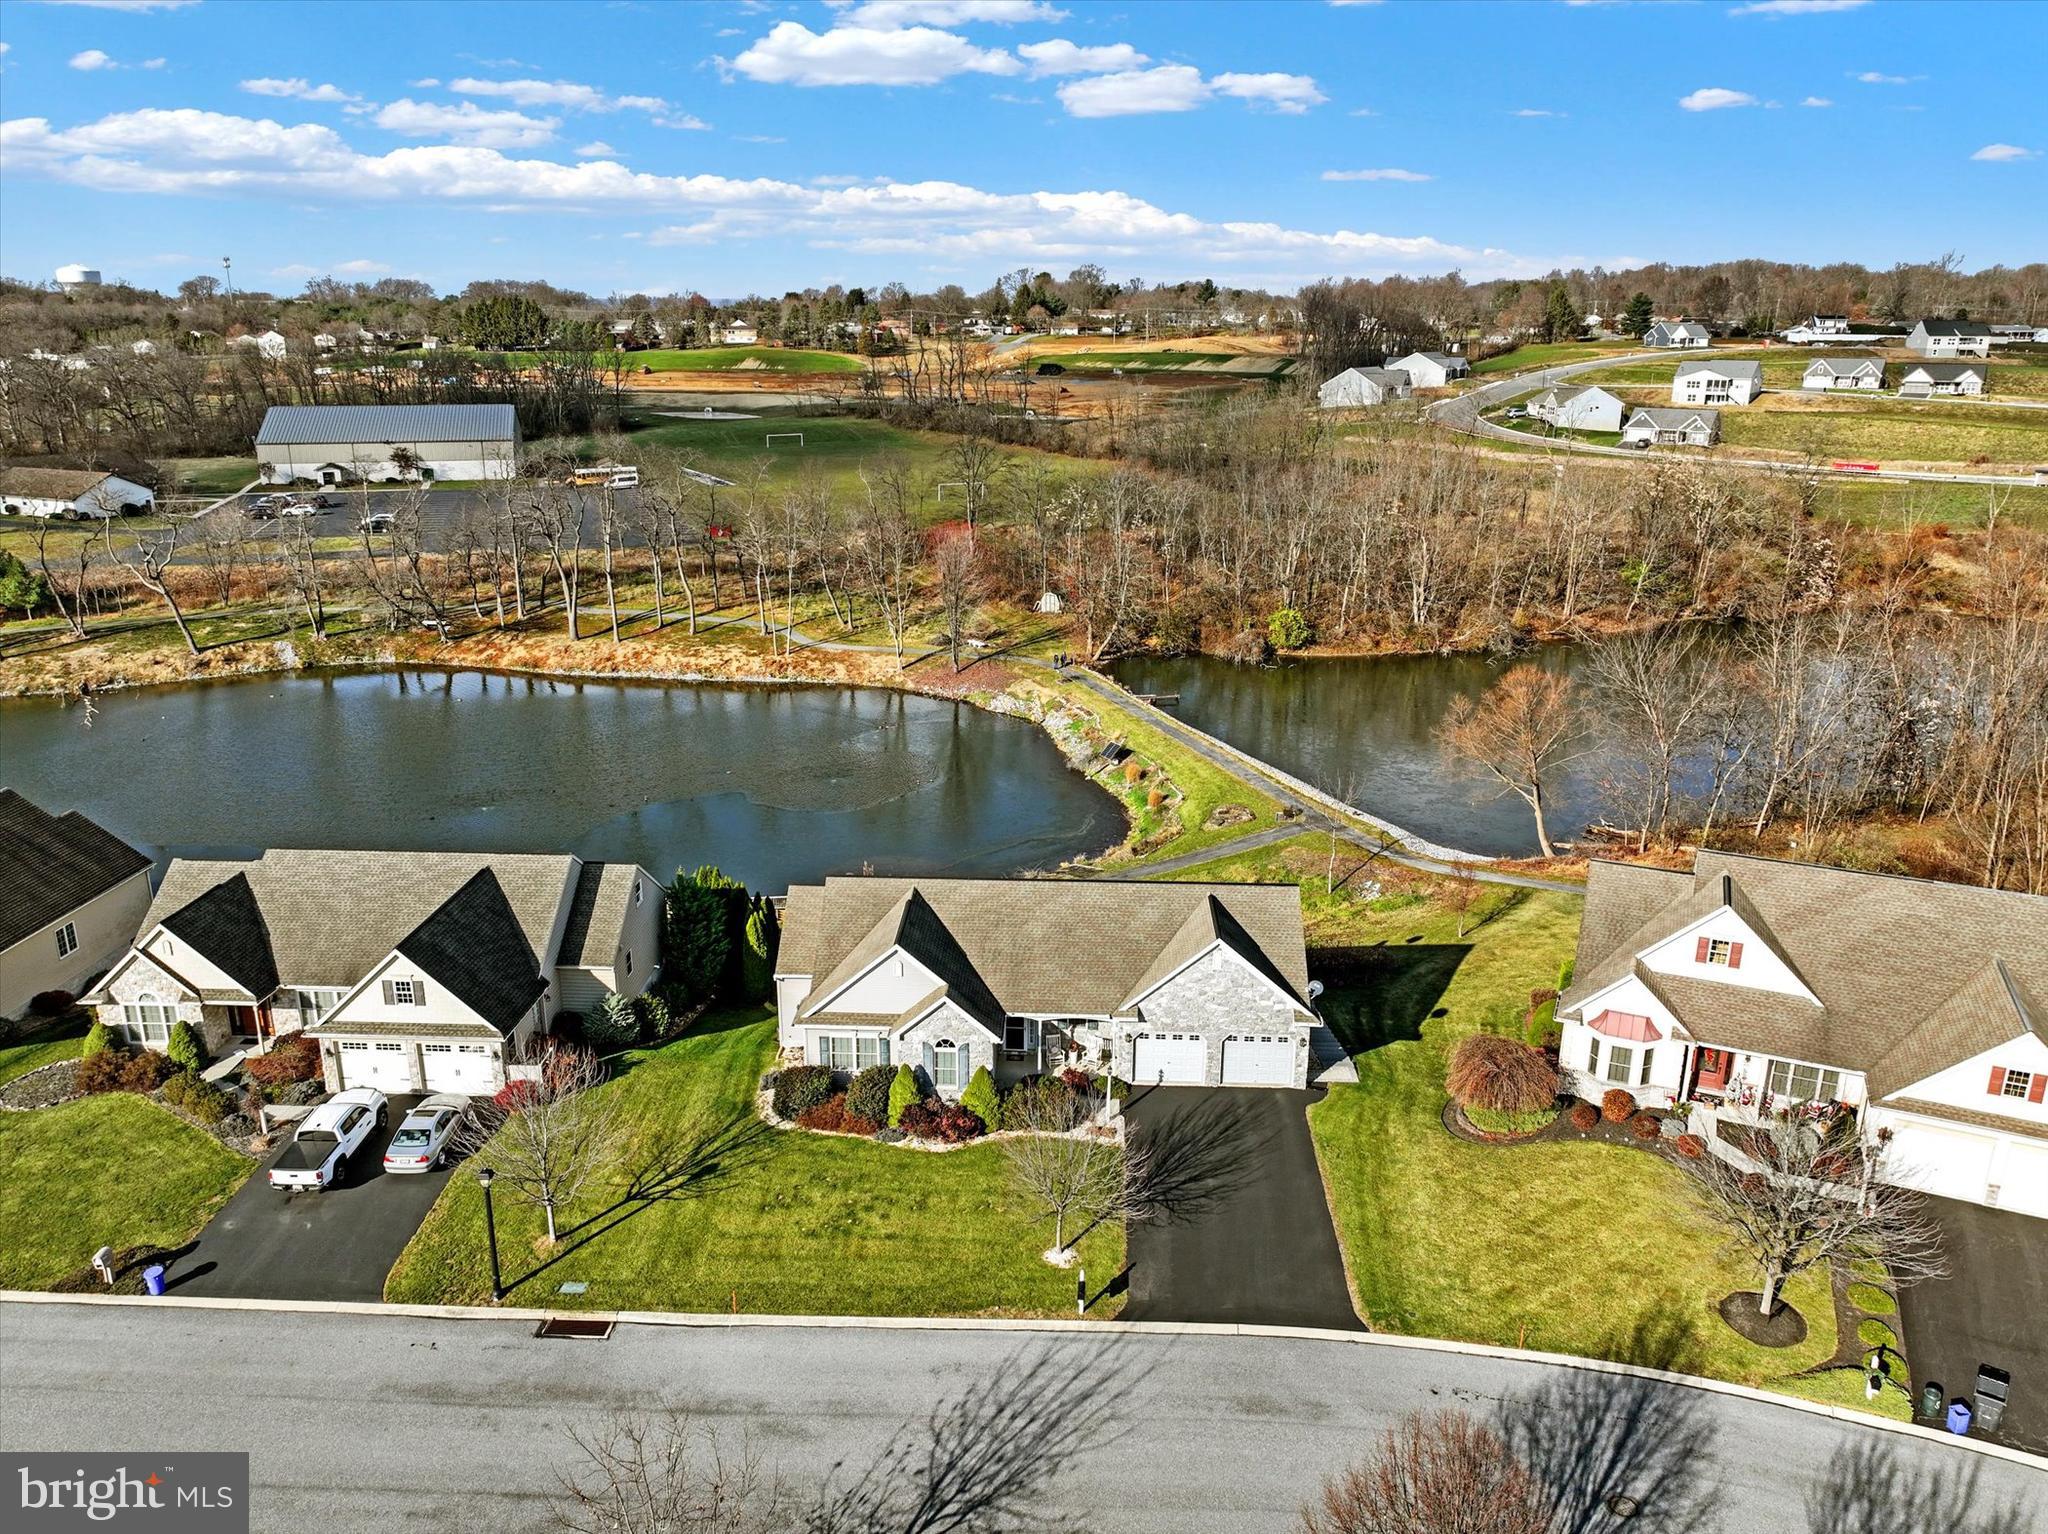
[[1886, 1120, 1998, 1205], [421, 1041, 501, 1096], [1993, 1140, 2048, 1219], [1222, 1034, 1296, 1087], [1134, 1032, 1207, 1085], [336, 1039, 417, 1093]]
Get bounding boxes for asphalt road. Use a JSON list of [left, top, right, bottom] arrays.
[[3, 1303, 2039, 1534]]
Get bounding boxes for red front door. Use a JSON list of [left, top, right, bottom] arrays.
[[1696, 1048, 1733, 1092]]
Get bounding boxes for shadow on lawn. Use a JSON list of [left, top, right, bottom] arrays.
[[1500, 1371, 1721, 1534], [1804, 1438, 2033, 1534], [1312, 943, 1471, 1053], [499, 1111, 771, 1299]]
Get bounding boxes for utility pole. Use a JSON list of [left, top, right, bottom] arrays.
[[222, 255, 233, 297]]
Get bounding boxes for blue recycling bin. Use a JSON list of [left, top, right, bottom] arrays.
[[1946, 1399, 1973, 1436], [142, 1264, 166, 1297]]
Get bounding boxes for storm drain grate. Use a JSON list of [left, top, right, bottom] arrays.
[[535, 1315, 615, 1340]]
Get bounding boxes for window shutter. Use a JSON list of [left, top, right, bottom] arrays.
[[1694, 937, 1711, 963], [1726, 942, 1743, 969], [381, 979, 395, 1006], [1988, 1066, 2006, 1096], [414, 980, 428, 1007], [922, 1041, 936, 1086], [2030, 1075, 2045, 1105]]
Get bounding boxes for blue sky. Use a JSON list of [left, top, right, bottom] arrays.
[[0, 0, 2042, 299]]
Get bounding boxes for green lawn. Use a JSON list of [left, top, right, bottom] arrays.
[[385, 1008, 1124, 1317], [1158, 837, 1875, 1415], [0, 1093, 252, 1289], [161, 457, 260, 497], [0, 1015, 89, 1087], [1471, 342, 1637, 375], [1713, 399, 2048, 465]]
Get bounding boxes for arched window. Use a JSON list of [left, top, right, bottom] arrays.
[[123, 991, 174, 1046], [931, 1038, 961, 1092]]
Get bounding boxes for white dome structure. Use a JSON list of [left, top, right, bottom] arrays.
[[55, 265, 102, 292]]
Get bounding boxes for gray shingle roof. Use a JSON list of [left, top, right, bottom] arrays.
[[1917, 320, 1998, 338], [395, 868, 546, 1034], [784, 876, 1309, 1022], [1902, 362, 1987, 382], [557, 862, 645, 968], [159, 872, 278, 1000], [1675, 360, 1762, 383], [255, 404, 517, 446], [1564, 852, 2048, 1092], [0, 789, 151, 952], [1624, 407, 1719, 430], [0, 468, 119, 501], [1805, 357, 1883, 376]]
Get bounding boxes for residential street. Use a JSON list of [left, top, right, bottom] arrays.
[[4, 1302, 2040, 1534]]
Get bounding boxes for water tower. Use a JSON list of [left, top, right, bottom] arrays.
[[55, 264, 102, 292]]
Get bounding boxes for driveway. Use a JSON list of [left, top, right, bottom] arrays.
[[1896, 1195, 2048, 1454], [170, 1094, 456, 1302], [1120, 1086, 1361, 1329]]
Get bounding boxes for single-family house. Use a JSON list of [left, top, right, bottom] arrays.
[[255, 403, 519, 484], [1317, 366, 1412, 409], [1802, 357, 1885, 391], [1907, 320, 1996, 359], [1643, 321, 1712, 350], [0, 467, 156, 519], [1557, 852, 2048, 1219], [1804, 315, 1852, 337], [230, 330, 289, 361], [1672, 359, 1762, 407], [720, 321, 759, 346], [1387, 351, 1471, 388], [1989, 324, 2048, 344], [85, 850, 661, 1095], [313, 333, 339, 352], [775, 876, 1317, 1092], [1898, 361, 1988, 398], [1528, 384, 1625, 433], [1620, 406, 1720, 448], [0, 790, 153, 1022]]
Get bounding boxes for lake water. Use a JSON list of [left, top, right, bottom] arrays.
[[1111, 648, 1608, 858], [0, 670, 1125, 892]]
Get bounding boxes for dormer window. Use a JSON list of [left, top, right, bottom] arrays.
[[2002, 1069, 2033, 1101]]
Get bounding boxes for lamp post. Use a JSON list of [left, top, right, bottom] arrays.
[[477, 1166, 504, 1302]]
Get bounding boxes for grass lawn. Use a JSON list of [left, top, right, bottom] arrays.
[[1813, 475, 2048, 531], [0, 1015, 90, 1087], [469, 346, 862, 375], [1471, 342, 1636, 375], [1158, 836, 1877, 1415], [0, 1093, 252, 1289], [385, 1008, 1124, 1317], [161, 456, 260, 497], [1712, 398, 2048, 466]]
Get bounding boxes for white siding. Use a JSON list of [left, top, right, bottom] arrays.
[[1639, 911, 1817, 1001], [0, 868, 152, 1019]]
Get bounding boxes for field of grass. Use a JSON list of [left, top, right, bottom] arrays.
[[467, 345, 862, 375], [1814, 474, 2048, 531], [1159, 836, 1884, 1417], [1471, 342, 1637, 375], [1714, 398, 2048, 465], [0, 1093, 252, 1289], [161, 457, 261, 497], [1036, 350, 1297, 377], [0, 1015, 90, 1087], [386, 1007, 1124, 1316]]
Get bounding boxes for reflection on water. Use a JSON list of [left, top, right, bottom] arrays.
[[0, 669, 1124, 891]]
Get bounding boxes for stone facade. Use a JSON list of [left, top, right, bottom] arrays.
[[1120, 947, 1311, 1087], [897, 1000, 996, 1100], [99, 955, 223, 1053]]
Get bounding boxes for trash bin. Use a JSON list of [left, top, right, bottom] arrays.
[[142, 1264, 166, 1297], [1919, 1381, 1943, 1419], [1946, 1399, 1973, 1436], [1975, 1367, 2011, 1435]]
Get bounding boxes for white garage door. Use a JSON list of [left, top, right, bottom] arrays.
[[1133, 1033, 1207, 1085], [1888, 1121, 1998, 1205], [1223, 1034, 1295, 1087], [1993, 1141, 2048, 1219], [421, 1042, 500, 1096], [337, 1039, 416, 1093]]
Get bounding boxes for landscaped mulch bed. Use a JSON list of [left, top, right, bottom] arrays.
[[1441, 1101, 1555, 1144], [0, 1059, 83, 1111], [1719, 1290, 1810, 1348]]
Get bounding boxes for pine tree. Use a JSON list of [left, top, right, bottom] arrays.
[[960, 1065, 1001, 1131], [741, 902, 775, 1002], [1622, 293, 1655, 338], [887, 1063, 921, 1127], [165, 1019, 207, 1072]]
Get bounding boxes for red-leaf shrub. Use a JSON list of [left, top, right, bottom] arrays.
[[1446, 1034, 1560, 1114], [243, 1034, 322, 1087], [898, 1100, 986, 1143], [1568, 1101, 1599, 1132], [1601, 1088, 1636, 1123], [1675, 1133, 1707, 1159], [75, 1050, 128, 1095], [1628, 1112, 1662, 1141], [796, 1093, 853, 1133], [119, 1050, 178, 1093], [493, 1080, 541, 1112], [1059, 1066, 1092, 1091]]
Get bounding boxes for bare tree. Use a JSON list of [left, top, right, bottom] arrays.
[[1436, 666, 1584, 857], [452, 1049, 628, 1244], [1445, 861, 1482, 938], [999, 1085, 1134, 1263], [187, 505, 254, 609], [933, 530, 977, 672], [1301, 1410, 1553, 1534], [101, 517, 199, 654], [1684, 1116, 1948, 1319], [1589, 627, 1717, 852], [26, 515, 90, 639], [552, 1412, 784, 1534]]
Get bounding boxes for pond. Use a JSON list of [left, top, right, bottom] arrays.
[[1111, 648, 1608, 858], [0, 670, 1125, 892]]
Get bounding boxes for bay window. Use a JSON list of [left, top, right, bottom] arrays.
[[120, 993, 175, 1046], [1604, 1043, 1634, 1085]]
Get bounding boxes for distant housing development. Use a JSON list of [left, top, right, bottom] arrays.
[[1621, 406, 1720, 448], [1642, 321, 1712, 349], [255, 403, 520, 484], [0, 467, 155, 519], [1802, 357, 1886, 391], [1528, 384, 1624, 433], [1907, 320, 1997, 359], [1899, 361, 1989, 398], [1316, 366, 1411, 409], [1387, 351, 1471, 388], [1672, 359, 1762, 407]]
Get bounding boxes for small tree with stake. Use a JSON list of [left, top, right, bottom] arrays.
[[1684, 1116, 1948, 1323], [451, 1049, 627, 1247], [1000, 1083, 1139, 1267]]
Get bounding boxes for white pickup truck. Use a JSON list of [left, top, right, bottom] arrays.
[[268, 1088, 388, 1192]]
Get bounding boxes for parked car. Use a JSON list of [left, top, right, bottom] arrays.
[[278, 499, 326, 517], [268, 1088, 387, 1192], [382, 1094, 468, 1173], [360, 510, 396, 534], [308, 492, 342, 508], [246, 494, 284, 520]]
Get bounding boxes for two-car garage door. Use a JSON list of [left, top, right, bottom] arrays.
[[334, 1040, 501, 1095], [1886, 1119, 2048, 1219], [1132, 1032, 1298, 1086]]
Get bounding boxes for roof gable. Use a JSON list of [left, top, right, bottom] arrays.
[[158, 872, 279, 999], [393, 868, 546, 1034], [0, 790, 151, 951]]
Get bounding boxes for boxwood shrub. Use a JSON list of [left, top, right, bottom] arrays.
[[772, 1064, 837, 1121]]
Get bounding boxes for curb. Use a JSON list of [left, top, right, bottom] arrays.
[[7, 1290, 2043, 1472]]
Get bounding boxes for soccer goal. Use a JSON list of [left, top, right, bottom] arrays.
[[764, 432, 805, 447]]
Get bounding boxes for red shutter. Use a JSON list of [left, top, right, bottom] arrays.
[[2030, 1074, 2046, 1105], [1727, 942, 1744, 969], [1988, 1066, 2006, 1096], [1695, 936, 1711, 963]]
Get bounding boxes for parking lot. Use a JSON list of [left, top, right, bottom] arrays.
[[170, 1095, 459, 1303]]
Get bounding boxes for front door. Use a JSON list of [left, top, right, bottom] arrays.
[[1695, 1048, 1733, 1094]]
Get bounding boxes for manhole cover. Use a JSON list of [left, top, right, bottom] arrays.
[[535, 1316, 614, 1340]]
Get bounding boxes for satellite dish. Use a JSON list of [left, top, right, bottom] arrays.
[[1307, 980, 1326, 1001]]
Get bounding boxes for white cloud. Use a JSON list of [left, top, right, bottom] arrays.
[[1730, 0, 1867, 14], [1056, 64, 1208, 117], [34, 0, 198, 9], [69, 50, 115, 71], [241, 77, 362, 104], [449, 77, 662, 113], [411, 78, 440, 89], [1511, 108, 1563, 118], [1853, 71, 1914, 84], [811, 173, 870, 186], [0, 106, 1552, 280], [1211, 71, 1326, 115], [374, 99, 560, 149], [1016, 39, 1148, 76], [141, 57, 166, 69], [1679, 87, 1757, 111], [734, 133, 788, 143], [1347, 106, 1378, 117], [729, 22, 1021, 85], [1322, 168, 1431, 182], [334, 258, 391, 274], [831, 1, 1066, 22], [575, 140, 619, 158], [1971, 143, 2039, 162], [1800, 96, 1833, 107]]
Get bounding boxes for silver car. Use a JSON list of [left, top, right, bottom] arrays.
[[381, 1094, 468, 1173]]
